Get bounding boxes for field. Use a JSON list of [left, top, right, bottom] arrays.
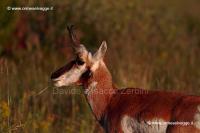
[[0, 0, 200, 132]]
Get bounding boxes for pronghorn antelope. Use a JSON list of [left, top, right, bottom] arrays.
[[51, 26, 200, 133]]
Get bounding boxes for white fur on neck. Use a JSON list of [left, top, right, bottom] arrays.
[[85, 81, 98, 95]]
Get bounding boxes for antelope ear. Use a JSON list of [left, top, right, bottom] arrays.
[[93, 41, 107, 61]]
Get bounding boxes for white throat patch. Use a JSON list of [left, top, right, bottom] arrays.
[[85, 81, 98, 95]]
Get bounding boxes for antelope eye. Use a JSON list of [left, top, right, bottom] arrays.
[[76, 60, 85, 65]]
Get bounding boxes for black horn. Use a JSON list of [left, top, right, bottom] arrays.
[[67, 25, 80, 47]]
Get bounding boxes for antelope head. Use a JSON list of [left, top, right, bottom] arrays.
[[51, 26, 107, 87]]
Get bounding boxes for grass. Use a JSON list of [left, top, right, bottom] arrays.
[[0, 51, 103, 133], [0, 0, 200, 132]]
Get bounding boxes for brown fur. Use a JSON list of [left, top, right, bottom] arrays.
[[81, 62, 200, 133], [51, 46, 200, 133]]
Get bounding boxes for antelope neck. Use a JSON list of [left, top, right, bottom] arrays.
[[83, 62, 116, 121]]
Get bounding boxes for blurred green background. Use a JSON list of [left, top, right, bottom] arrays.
[[0, 0, 200, 132]]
